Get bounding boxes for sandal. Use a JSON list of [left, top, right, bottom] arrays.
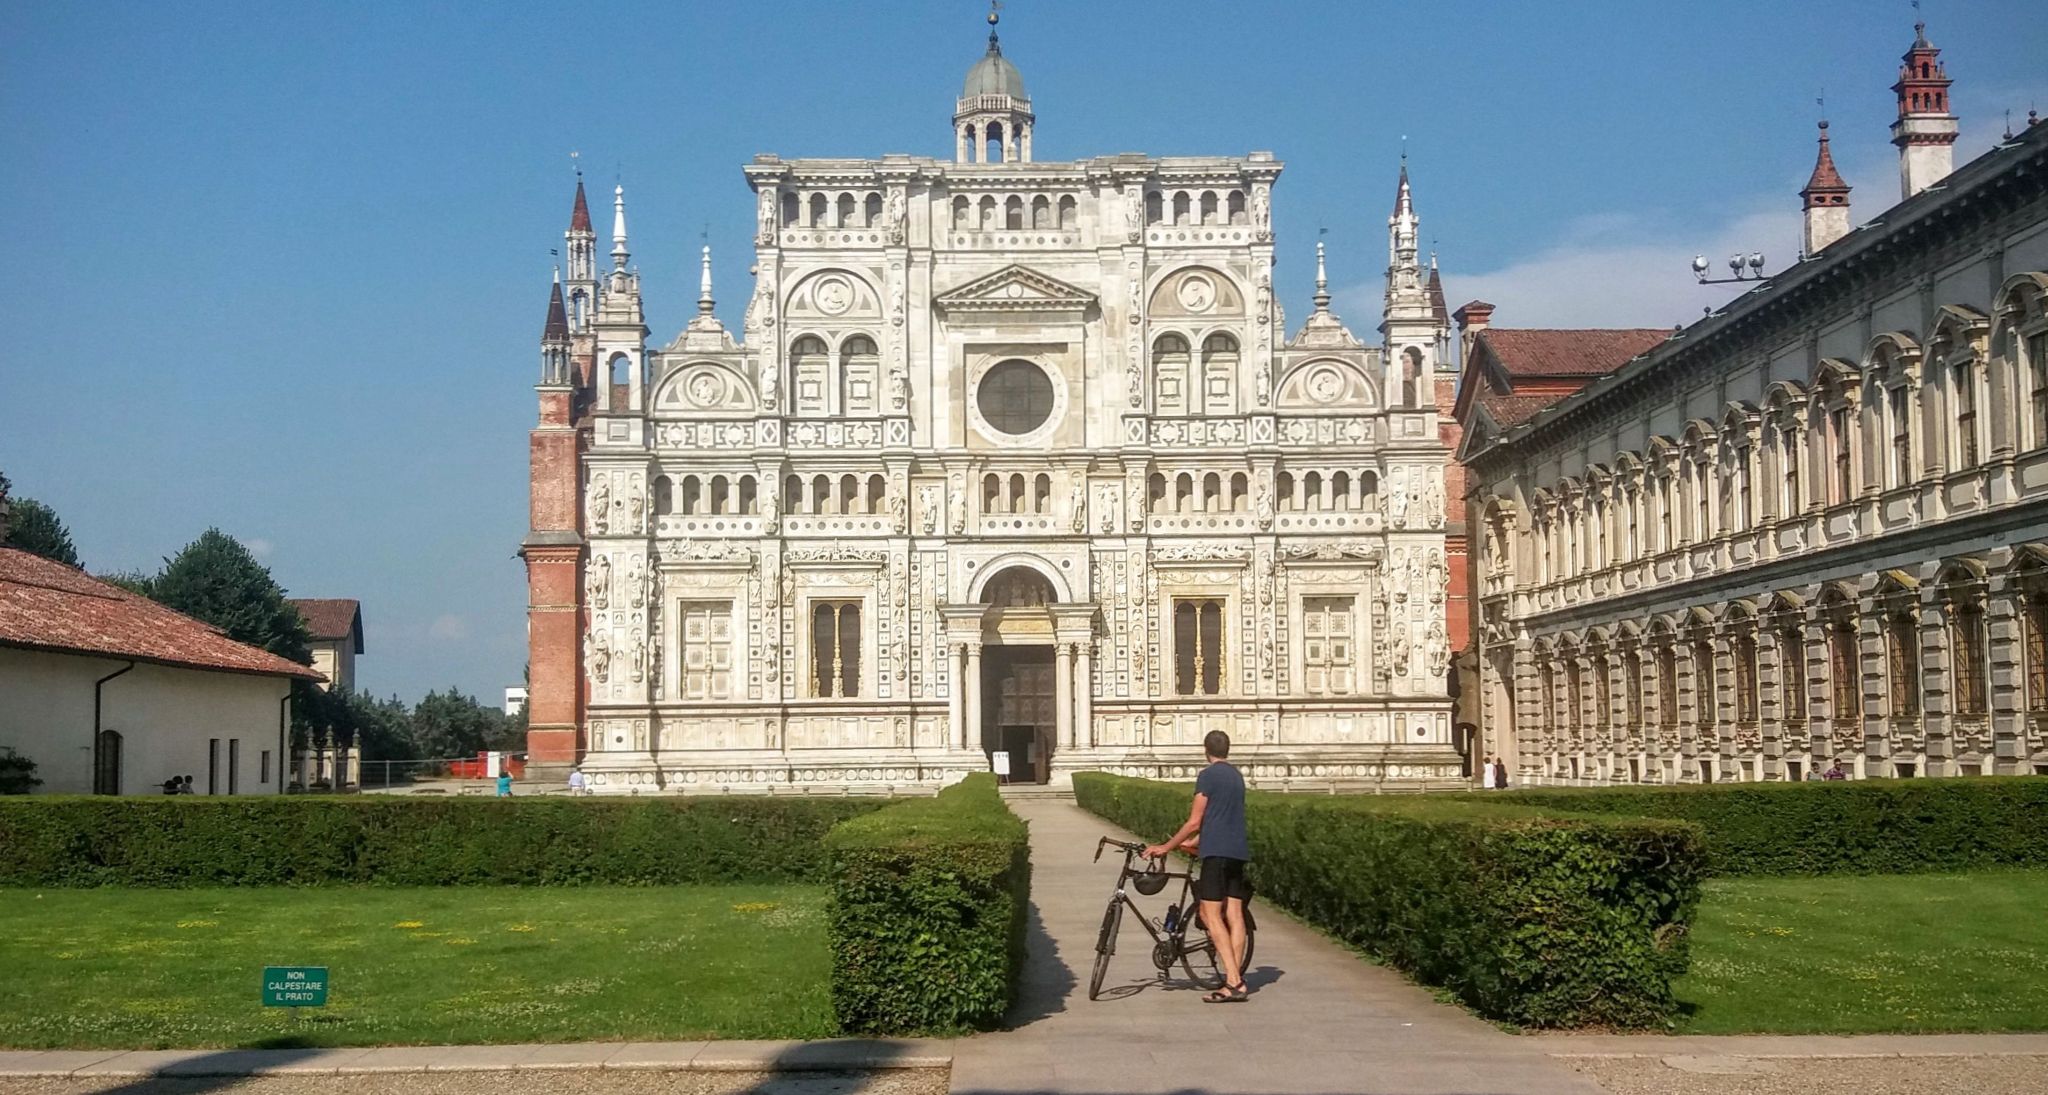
[[1203, 983, 1249, 1003]]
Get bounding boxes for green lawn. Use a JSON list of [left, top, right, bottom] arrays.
[[1676, 870, 2048, 1034], [0, 885, 835, 1049]]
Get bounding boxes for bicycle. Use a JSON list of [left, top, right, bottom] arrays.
[[1088, 836, 1256, 1001]]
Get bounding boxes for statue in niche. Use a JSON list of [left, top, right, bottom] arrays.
[[756, 189, 776, 245], [920, 485, 939, 534], [628, 629, 646, 684], [1386, 467, 1409, 529], [1390, 623, 1411, 677], [1251, 185, 1271, 238], [1254, 482, 1274, 531], [1126, 358, 1144, 408], [1421, 468, 1445, 528], [949, 474, 966, 534], [1426, 551, 1446, 604], [624, 554, 644, 608], [1124, 186, 1143, 241], [885, 188, 907, 244], [763, 483, 781, 535], [1426, 621, 1449, 677], [587, 629, 611, 684], [889, 484, 909, 534], [646, 565, 663, 614], [779, 566, 795, 610], [1070, 481, 1087, 533], [1127, 276, 1142, 327], [889, 278, 905, 327], [759, 356, 779, 410], [1253, 357, 1272, 408], [889, 366, 910, 411], [589, 474, 611, 535], [1260, 622, 1275, 679], [588, 554, 611, 610], [624, 478, 645, 534]]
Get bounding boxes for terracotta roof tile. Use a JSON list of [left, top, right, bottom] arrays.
[[1479, 328, 1670, 378], [0, 549, 323, 680], [1479, 390, 1574, 428], [288, 598, 362, 648]]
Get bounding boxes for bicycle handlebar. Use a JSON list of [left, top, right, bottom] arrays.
[[1095, 835, 1146, 863]]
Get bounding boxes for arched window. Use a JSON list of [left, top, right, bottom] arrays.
[[1779, 625, 1806, 726], [1276, 471, 1294, 510], [1058, 195, 1076, 229], [785, 474, 803, 515], [809, 193, 827, 228], [791, 336, 830, 416], [1828, 622, 1860, 723], [1735, 632, 1760, 725], [1009, 473, 1027, 514], [1359, 470, 1379, 504], [1331, 472, 1351, 509], [840, 335, 880, 416], [1656, 643, 1679, 729], [1034, 473, 1051, 513], [983, 474, 1000, 513], [1148, 472, 1166, 511], [709, 475, 729, 515], [1202, 472, 1222, 513], [1152, 333, 1192, 415], [1145, 191, 1163, 225], [739, 476, 757, 515], [653, 475, 674, 517], [1030, 195, 1051, 229], [838, 474, 859, 515], [1005, 195, 1024, 230], [679, 477, 701, 515], [1172, 191, 1191, 225], [1227, 190, 1246, 224], [1302, 471, 1323, 510], [1175, 473, 1194, 513], [1199, 191, 1219, 224], [810, 474, 830, 515], [866, 474, 886, 515], [952, 196, 970, 229], [1402, 347, 1425, 406], [979, 196, 997, 229], [1230, 472, 1248, 511], [1885, 610, 1920, 718], [1623, 648, 1645, 727], [1953, 357, 1982, 467], [864, 192, 883, 227], [781, 193, 799, 230], [608, 353, 630, 388], [1200, 334, 1238, 415], [836, 193, 855, 228], [985, 121, 1005, 162], [1951, 598, 1989, 717]]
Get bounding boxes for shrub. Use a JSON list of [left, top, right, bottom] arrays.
[[824, 773, 1029, 1035], [0, 795, 882, 887], [1493, 777, 2048, 877], [1074, 772, 1704, 1029], [0, 750, 39, 795]]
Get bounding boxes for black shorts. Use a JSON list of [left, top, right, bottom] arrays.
[[1194, 856, 1251, 903]]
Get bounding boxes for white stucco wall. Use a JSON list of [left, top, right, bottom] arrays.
[[0, 647, 291, 795]]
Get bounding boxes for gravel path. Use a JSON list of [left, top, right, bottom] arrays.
[[0, 1071, 945, 1095], [1570, 1055, 2048, 1095]]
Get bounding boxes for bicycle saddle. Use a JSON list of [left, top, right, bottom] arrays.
[[1131, 859, 1170, 895]]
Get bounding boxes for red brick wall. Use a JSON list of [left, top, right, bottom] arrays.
[[524, 391, 584, 764]]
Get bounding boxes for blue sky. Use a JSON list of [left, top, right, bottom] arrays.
[[2, 1, 2043, 704]]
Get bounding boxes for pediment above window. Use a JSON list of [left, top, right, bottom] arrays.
[[934, 265, 1096, 318]]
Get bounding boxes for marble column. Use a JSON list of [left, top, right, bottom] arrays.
[[965, 643, 984, 755], [1055, 643, 1074, 751], [948, 642, 966, 751], [1076, 643, 1094, 748]]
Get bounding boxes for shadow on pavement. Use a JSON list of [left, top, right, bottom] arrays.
[[64, 1043, 331, 1094], [1000, 899, 1078, 1028]]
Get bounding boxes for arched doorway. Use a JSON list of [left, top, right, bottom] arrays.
[[980, 566, 1059, 783]]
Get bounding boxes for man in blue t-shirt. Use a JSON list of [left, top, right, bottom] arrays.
[[1145, 730, 1251, 1002]]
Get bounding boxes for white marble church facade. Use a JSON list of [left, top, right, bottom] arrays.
[[524, 19, 1457, 792]]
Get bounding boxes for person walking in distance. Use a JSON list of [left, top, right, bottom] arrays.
[[1481, 754, 1499, 790], [1145, 730, 1252, 1002]]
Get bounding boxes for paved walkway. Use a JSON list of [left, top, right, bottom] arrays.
[[945, 798, 1605, 1095]]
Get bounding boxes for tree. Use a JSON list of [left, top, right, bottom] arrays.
[[410, 687, 508, 759], [97, 569, 157, 597], [0, 748, 40, 795], [150, 529, 312, 664], [346, 691, 420, 763], [4, 498, 80, 567]]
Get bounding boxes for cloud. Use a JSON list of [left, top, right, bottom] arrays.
[[1340, 205, 1803, 332], [245, 537, 274, 559], [428, 614, 470, 641]]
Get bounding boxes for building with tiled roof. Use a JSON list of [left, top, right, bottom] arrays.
[[288, 597, 363, 693], [1459, 24, 2048, 788], [0, 547, 322, 795]]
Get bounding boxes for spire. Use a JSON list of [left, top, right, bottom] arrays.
[[1313, 239, 1331, 312], [1393, 157, 1413, 220], [611, 184, 630, 269], [1426, 256, 1449, 328], [1891, 18, 1958, 199], [1802, 118, 1855, 255], [697, 244, 715, 315], [542, 268, 568, 342], [1802, 120, 1851, 199], [570, 177, 591, 233], [986, 0, 1001, 56]]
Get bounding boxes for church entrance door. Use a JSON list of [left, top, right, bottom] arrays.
[[984, 645, 1055, 784]]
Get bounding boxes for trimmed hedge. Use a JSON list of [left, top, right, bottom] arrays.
[[824, 773, 1030, 1035], [1074, 772, 1705, 1029], [0, 795, 882, 886], [1493, 777, 2048, 877]]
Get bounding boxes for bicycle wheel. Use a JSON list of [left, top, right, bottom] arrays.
[[1181, 908, 1256, 990], [1088, 899, 1123, 1001]]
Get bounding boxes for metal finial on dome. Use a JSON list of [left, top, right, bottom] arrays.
[[987, 0, 1002, 53], [1313, 237, 1331, 312]]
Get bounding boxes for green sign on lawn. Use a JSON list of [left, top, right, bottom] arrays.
[[261, 966, 329, 1007]]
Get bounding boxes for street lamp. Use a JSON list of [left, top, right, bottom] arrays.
[[1692, 252, 1770, 285]]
